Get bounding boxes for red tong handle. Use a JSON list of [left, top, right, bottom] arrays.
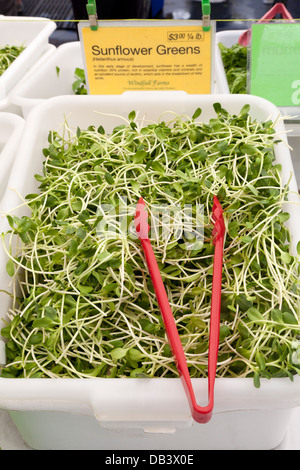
[[136, 196, 225, 423], [238, 2, 294, 46], [256, 2, 294, 21]]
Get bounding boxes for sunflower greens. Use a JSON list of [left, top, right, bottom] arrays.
[[1, 103, 300, 387], [219, 42, 247, 94], [0, 44, 25, 76]]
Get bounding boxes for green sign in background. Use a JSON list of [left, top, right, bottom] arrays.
[[250, 22, 300, 107]]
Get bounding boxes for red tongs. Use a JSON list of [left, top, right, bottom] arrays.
[[239, 2, 295, 46], [135, 196, 225, 423]]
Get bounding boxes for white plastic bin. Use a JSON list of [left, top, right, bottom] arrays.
[[0, 113, 24, 202], [0, 16, 56, 101], [0, 44, 56, 116], [287, 131, 300, 189], [216, 29, 300, 188], [215, 29, 246, 95], [0, 92, 300, 450], [10, 41, 83, 118]]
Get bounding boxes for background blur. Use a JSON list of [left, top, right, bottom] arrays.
[[12, 0, 300, 46]]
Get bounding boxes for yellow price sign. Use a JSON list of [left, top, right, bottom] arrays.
[[78, 21, 214, 95]]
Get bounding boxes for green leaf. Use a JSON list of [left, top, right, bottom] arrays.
[[82, 364, 105, 377], [281, 252, 292, 264], [255, 352, 266, 370], [32, 317, 55, 329], [44, 307, 58, 319], [219, 325, 231, 341], [151, 161, 164, 173], [216, 186, 226, 202], [74, 67, 85, 80], [253, 372, 261, 388], [247, 183, 259, 196], [76, 227, 86, 240], [62, 308, 76, 325], [18, 218, 32, 233], [105, 173, 114, 185], [192, 107, 202, 120], [241, 144, 257, 155], [172, 182, 182, 193], [111, 348, 128, 360], [71, 199, 82, 212], [213, 102, 222, 114], [238, 323, 250, 339], [271, 309, 283, 323], [246, 307, 264, 323], [241, 236, 253, 244], [128, 348, 144, 362], [28, 333, 43, 345], [130, 368, 147, 378], [154, 127, 166, 140], [128, 110, 136, 121], [78, 210, 90, 223], [228, 221, 239, 238], [65, 226, 76, 235], [100, 283, 118, 296], [6, 259, 15, 277], [56, 207, 69, 220], [132, 150, 147, 164], [97, 251, 113, 264], [1, 326, 11, 339], [68, 239, 79, 256], [78, 284, 93, 294], [236, 294, 253, 311], [277, 212, 290, 223], [282, 311, 298, 325], [217, 140, 228, 153], [194, 148, 207, 162], [239, 104, 250, 117]]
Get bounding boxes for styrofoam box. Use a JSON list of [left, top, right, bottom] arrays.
[[0, 16, 56, 101], [0, 113, 24, 202], [0, 92, 300, 451], [11, 40, 221, 119]]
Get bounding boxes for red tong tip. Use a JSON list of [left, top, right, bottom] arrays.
[[212, 196, 225, 245], [134, 197, 150, 240]]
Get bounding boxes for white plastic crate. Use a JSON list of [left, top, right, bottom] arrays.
[[215, 28, 300, 115], [0, 16, 56, 101], [0, 93, 300, 450], [0, 113, 24, 202], [215, 29, 246, 95], [0, 44, 56, 116], [216, 29, 300, 188], [10, 41, 83, 118]]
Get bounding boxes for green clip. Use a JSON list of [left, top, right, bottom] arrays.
[[201, 0, 211, 31], [86, 0, 98, 31]]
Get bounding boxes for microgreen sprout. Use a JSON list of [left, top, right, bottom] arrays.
[[72, 67, 87, 95], [219, 43, 247, 94], [1, 104, 300, 388], [0, 44, 25, 77]]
